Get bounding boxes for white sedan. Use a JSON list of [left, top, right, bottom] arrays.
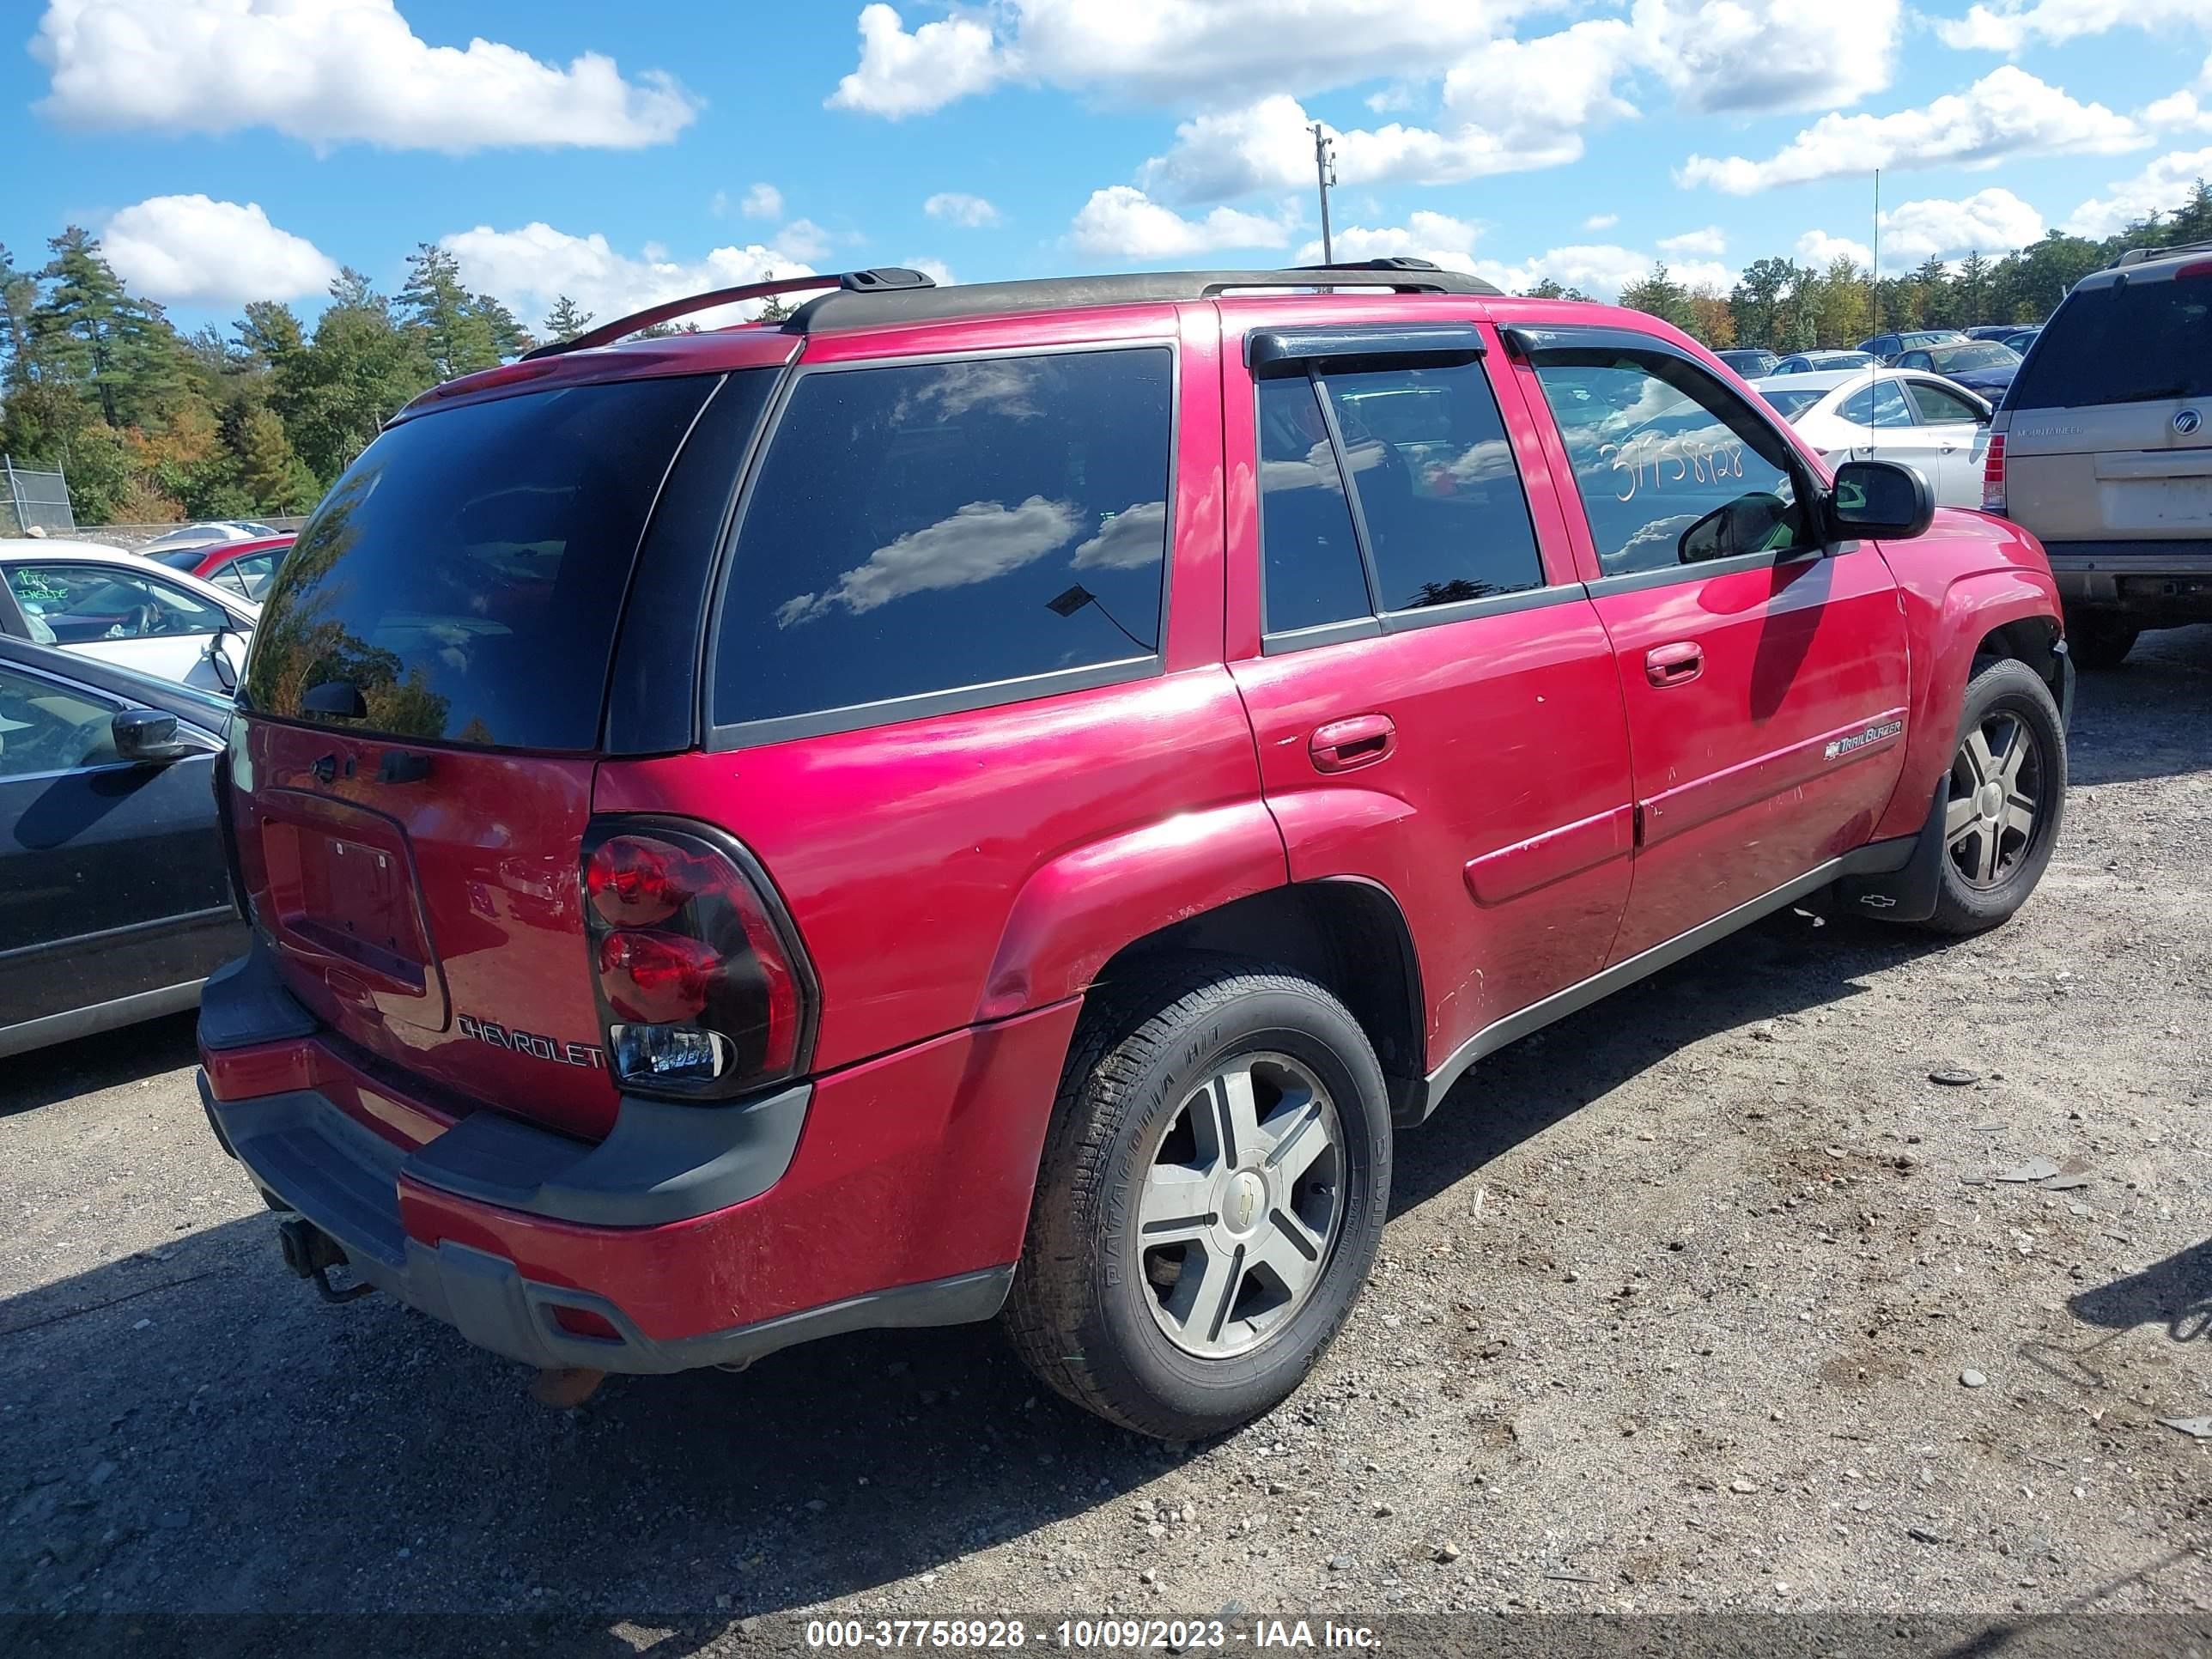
[[1749, 368, 1994, 507], [0, 540, 256, 693]]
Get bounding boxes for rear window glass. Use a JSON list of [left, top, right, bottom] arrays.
[[2009, 277, 2212, 410], [713, 348, 1172, 731], [1259, 376, 1369, 633], [245, 376, 718, 750], [1759, 386, 1826, 422]]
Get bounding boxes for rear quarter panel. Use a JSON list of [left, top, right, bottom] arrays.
[[1872, 508, 2063, 841]]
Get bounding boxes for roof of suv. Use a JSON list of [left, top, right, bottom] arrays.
[[2076, 240, 2212, 289]]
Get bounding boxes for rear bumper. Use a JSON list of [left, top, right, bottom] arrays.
[[2044, 541, 2212, 616], [197, 942, 1078, 1374]]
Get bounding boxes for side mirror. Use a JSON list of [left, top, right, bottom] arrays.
[[112, 708, 193, 764], [204, 625, 239, 694], [1829, 459, 1936, 541]]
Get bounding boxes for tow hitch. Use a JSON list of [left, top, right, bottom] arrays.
[[276, 1216, 375, 1304]]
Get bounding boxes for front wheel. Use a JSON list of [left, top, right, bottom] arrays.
[[1922, 657, 2067, 936], [1005, 957, 1391, 1440]]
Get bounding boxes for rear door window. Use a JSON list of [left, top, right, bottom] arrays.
[[244, 375, 721, 750], [712, 347, 1173, 735], [2008, 276, 2212, 409], [1907, 381, 1984, 424], [1322, 362, 1544, 611]]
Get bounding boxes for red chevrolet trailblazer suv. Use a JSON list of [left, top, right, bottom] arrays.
[[197, 260, 2072, 1439]]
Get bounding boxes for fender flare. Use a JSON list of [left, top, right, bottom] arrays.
[[1877, 569, 2062, 842], [975, 799, 1289, 1022]]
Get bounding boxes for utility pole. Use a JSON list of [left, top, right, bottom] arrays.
[[1310, 122, 1336, 264], [1872, 168, 1881, 333]]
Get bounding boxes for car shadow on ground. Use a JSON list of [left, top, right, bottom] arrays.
[[0, 1011, 200, 1120], [2065, 623, 2212, 788], [1, 908, 1960, 1631], [1394, 904, 1950, 1215]]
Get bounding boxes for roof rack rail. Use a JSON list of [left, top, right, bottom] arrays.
[[786, 263, 1500, 333], [524, 267, 935, 357], [2111, 238, 2212, 268]]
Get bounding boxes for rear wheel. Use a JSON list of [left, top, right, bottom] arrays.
[[1922, 657, 2066, 936], [2063, 607, 2137, 669], [1005, 957, 1390, 1440]]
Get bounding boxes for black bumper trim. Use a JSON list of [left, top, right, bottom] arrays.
[[202, 1073, 1013, 1374]]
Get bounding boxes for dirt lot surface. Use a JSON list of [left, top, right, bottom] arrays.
[[3, 629, 2209, 1651]]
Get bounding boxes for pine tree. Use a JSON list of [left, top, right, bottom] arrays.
[[32, 227, 191, 430], [542, 295, 594, 344], [398, 245, 502, 380], [235, 405, 320, 513], [1620, 263, 1697, 333]]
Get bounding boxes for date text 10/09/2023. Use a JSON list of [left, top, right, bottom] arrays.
[[803, 1618, 1383, 1650]]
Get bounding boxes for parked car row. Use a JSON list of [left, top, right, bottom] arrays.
[[1751, 368, 1993, 507], [0, 539, 258, 692]]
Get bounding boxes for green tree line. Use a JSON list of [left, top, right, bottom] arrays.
[[1600, 179, 2212, 352], [4, 182, 2209, 524], [0, 232, 610, 526]]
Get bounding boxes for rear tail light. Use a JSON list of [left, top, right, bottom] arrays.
[[581, 823, 815, 1099], [1982, 431, 2006, 514]]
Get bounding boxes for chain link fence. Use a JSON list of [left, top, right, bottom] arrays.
[[67, 515, 310, 550], [1, 457, 74, 536]]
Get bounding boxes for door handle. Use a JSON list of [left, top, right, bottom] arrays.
[[1644, 641, 1704, 686], [1309, 714, 1396, 773]]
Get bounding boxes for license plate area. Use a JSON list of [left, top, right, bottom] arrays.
[[256, 788, 447, 1029]]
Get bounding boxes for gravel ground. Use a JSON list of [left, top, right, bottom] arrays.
[[3, 628, 2209, 1646]]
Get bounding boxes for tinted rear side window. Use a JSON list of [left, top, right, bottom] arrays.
[[246, 376, 719, 750], [2009, 278, 2212, 409], [714, 348, 1172, 732], [1322, 360, 1543, 611], [1258, 375, 1368, 633]]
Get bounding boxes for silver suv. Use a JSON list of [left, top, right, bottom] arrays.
[[1985, 240, 2212, 666]]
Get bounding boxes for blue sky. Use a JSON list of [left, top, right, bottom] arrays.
[[6, 0, 2212, 337]]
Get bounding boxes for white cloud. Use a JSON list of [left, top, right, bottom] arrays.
[[1679, 67, 2144, 193], [1296, 216, 1731, 300], [1069, 186, 1293, 259], [924, 191, 1003, 228], [1796, 229, 1874, 268], [741, 183, 784, 220], [827, 3, 1010, 118], [1632, 0, 1903, 114], [1937, 0, 2212, 52], [1658, 226, 1727, 257], [1585, 213, 1620, 230], [828, 0, 1897, 121], [2064, 146, 2212, 236], [775, 220, 838, 262], [33, 0, 697, 152], [100, 194, 339, 305], [1136, 80, 1604, 204], [2146, 90, 2212, 131], [1879, 187, 2045, 264], [902, 256, 957, 286], [439, 223, 823, 337], [1296, 211, 1486, 272], [779, 496, 1080, 624]]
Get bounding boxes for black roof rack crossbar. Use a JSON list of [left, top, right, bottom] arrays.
[[787, 263, 1501, 333], [524, 267, 936, 357]]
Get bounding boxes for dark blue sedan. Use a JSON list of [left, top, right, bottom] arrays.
[[0, 634, 245, 1058], [1894, 339, 2024, 403]]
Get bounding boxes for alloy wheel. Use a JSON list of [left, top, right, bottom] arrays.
[[1136, 1053, 1346, 1359], [1945, 709, 2045, 890]]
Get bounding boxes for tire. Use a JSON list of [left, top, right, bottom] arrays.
[[2063, 607, 2137, 670], [1004, 955, 1391, 1440], [1920, 657, 2067, 936]]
